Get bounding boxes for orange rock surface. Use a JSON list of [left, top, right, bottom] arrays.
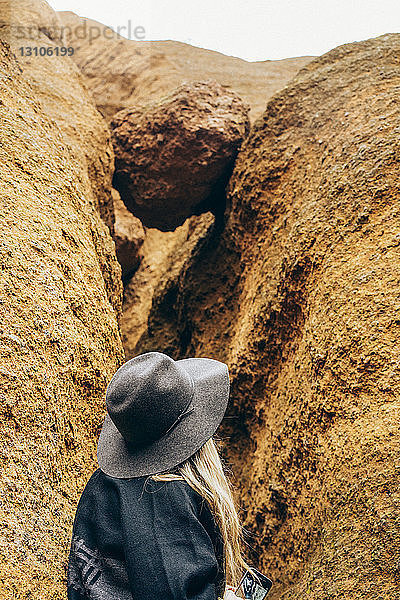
[[0, 3, 124, 595], [124, 34, 400, 598]]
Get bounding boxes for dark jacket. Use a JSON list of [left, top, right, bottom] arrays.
[[67, 468, 225, 600]]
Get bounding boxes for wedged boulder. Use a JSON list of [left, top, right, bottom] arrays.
[[121, 34, 400, 598], [111, 80, 250, 231], [112, 189, 145, 278], [0, 9, 123, 598]]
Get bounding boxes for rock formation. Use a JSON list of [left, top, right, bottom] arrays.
[[111, 81, 250, 230], [3, 0, 399, 597], [112, 189, 145, 278], [0, 4, 124, 597], [58, 11, 313, 123], [1, 0, 116, 233], [122, 34, 400, 598], [121, 212, 215, 359]]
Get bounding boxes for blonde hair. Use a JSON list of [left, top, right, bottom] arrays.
[[150, 435, 260, 589]]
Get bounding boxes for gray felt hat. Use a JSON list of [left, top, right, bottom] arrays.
[[97, 351, 230, 478]]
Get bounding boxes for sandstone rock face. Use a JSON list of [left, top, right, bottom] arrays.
[[111, 80, 250, 231], [1, 0, 63, 42], [1, 0, 116, 233], [122, 34, 400, 598], [121, 212, 215, 359], [112, 189, 145, 278], [0, 10, 123, 598], [58, 11, 313, 123]]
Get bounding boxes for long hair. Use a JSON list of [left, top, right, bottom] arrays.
[[150, 435, 259, 588]]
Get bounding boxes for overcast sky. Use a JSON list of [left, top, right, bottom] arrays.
[[48, 0, 400, 61]]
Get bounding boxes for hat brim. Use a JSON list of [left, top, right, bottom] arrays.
[[97, 357, 230, 478]]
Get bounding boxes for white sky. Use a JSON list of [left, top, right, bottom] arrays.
[[48, 0, 400, 61]]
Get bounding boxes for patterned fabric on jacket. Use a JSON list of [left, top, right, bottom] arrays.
[[67, 468, 225, 600]]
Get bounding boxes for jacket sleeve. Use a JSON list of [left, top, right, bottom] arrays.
[[118, 478, 221, 600]]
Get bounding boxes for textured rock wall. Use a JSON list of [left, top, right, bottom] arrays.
[[123, 34, 400, 598], [112, 189, 145, 279], [0, 5, 124, 596], [1, 0, 116, 234], [122, 213, 215, 360]]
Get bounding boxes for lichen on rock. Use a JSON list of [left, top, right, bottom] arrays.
[[0, 23, 123, 600]]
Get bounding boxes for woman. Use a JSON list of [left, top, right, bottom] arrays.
[[67, 351, 258, 599]]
